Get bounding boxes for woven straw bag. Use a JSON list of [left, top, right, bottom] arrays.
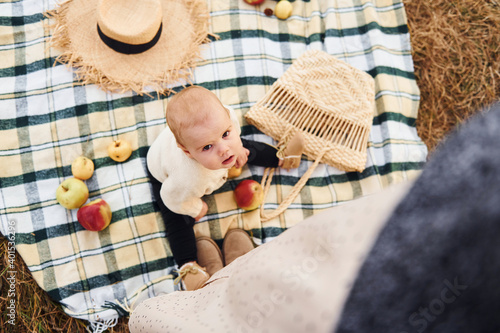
[[245, 50, 375, 221]]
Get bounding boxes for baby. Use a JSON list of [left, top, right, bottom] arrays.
[[147, 85, 303, 290]]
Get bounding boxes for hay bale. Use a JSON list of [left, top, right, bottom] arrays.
[[404, 0, 500, 152]]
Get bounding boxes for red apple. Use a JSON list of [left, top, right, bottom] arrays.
[[77, 199, 112, 231], [243, 0, 264, 5], [234, 179, 264, 211]]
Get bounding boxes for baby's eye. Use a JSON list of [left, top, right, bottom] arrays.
[[222, 131, 230, 138], [203, 144, 212, 151]]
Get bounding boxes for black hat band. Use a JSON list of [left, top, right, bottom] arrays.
[[97, 23, 162, 55]]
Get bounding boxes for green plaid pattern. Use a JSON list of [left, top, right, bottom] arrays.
[[0, 0, 427, 326]]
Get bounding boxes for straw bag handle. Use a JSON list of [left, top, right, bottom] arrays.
[[259, 146, 329, 222]]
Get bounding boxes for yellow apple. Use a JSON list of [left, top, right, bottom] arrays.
[[71, 156, 94, 180], [108, 139, 132, 162], [275, 0, 293, 20], [234, 179, 264, 211], [77, 199, 112, 231], [228, 166, 242, 179], [56, 178, 89, 209]]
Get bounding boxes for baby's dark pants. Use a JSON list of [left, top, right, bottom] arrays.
[[147, 139, 279, 267]]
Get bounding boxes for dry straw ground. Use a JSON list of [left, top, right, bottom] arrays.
[[1, 0, 499, 332], [409, 0, 500, 151]]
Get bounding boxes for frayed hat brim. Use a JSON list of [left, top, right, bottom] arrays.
[[46, 0, 215, 96]]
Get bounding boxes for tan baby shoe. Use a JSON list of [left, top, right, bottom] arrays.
[[174, 261, 210, 291], [277, 131, 305, 170], [222, 229, 255, 266], [196, 236, 224, 276]]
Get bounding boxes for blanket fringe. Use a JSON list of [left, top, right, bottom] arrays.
[[103, 297, 136, 317], [86, 317, 118, 333]]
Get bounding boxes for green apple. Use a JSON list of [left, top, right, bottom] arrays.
[[108, 139, 132, 162], [77, 199, 112, 231], [71, 156, 94, 180], [234, 179, 264, 211], [56, 178, 89, 209]]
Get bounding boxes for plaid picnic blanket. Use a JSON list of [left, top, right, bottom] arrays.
[[0, 0, 427, 330]]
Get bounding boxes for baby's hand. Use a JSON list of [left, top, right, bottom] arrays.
[[234, 147, 250, 168], [194, 201, 208, 222]]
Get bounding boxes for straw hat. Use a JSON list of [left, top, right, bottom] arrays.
[[47, 0, 213, 95]]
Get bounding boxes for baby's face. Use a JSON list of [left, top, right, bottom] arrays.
[[179, 104, 242, 170]]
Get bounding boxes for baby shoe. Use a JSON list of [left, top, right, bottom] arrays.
[[196, 236, 224, 276], [222, 229, 255, 266], [277, 131, 305, 170], [174, 261, 210, 291]]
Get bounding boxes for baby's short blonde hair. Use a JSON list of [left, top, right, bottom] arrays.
[[166, 86, 228, 146]]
